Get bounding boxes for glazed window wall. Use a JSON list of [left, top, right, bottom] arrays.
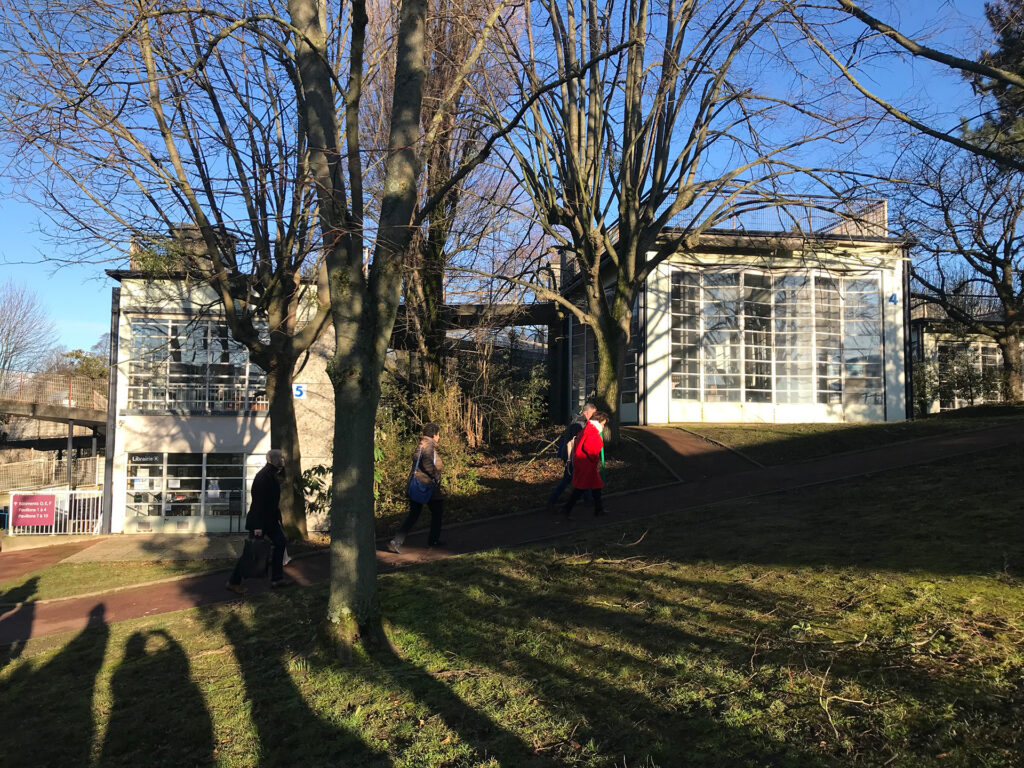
[[670, 270, 883, 405], [126, 318, 267, 413], [937, 340, 1004, 410], [126, 452, 246, 519]]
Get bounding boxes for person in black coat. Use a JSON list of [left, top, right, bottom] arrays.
[[226, 449, 292, 594]]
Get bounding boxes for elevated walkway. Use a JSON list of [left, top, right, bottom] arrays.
[[0, 371, 107, 430]]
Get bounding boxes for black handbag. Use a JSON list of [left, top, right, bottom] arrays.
[[239, 536, 273, 579]]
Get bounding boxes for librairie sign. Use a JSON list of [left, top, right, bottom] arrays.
[[12, 494, 56, 527]]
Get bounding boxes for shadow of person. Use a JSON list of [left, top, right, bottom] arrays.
[[0, 575, 40, 671], [223, 613, 392, 767], [1, 603, 108, 767], [98, 629, 215, 767]]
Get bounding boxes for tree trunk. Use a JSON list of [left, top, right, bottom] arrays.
[[326, 348, 384, 658], [593, 317, 628, 442], [264, 363, 308, 539], [420, 247, 446, 391], [1000, 326, 1023, 402]]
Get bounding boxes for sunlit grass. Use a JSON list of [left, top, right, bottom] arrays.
[[3, 445, 1023, 766]]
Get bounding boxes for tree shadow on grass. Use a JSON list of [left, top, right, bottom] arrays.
[[380, 555, 1024, 766], [0, 575, 39, 671], [98, 629, 214, 767], [364, 635, 556, 766], [222, 612, 393, 767], [0, 604, 108, 767]]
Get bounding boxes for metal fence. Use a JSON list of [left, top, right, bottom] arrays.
[[7, 490, 104, 535], [0, 370, 107, 410], [0, 456, 103, 493]]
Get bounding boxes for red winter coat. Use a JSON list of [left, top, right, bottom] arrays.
[[571, 422, 604, 489]]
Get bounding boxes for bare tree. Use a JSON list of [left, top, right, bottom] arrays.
[[792, 0, 1024, 172], [0, 0, 332, 537], [485, 0, 860, 435], [0, 280, 57, 379], [361, 0, 522, 393], [286, 0, 526, 654], [897, 144, 1024, 400]]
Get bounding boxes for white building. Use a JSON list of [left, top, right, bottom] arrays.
[[104, 270, 333, 534], [563, 209, 912, 424]]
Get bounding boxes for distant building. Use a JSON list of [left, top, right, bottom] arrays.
[[555, 200, 912, 424], [103, 264, 332, 534], [910, 296, 1008, 413]]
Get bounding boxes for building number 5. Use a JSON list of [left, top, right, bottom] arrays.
[[293, 384, 306, 398]]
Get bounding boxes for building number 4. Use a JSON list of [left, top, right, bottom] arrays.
[[888, 293, 898, 306]]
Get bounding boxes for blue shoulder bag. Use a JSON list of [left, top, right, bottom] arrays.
[[407, 447, 435, 503]]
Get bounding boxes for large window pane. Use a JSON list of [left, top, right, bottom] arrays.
[[842, 277, 883, 406], [127, 318, 267, 413], [670, 271, 700, 400], [667, 268, 885, 408]]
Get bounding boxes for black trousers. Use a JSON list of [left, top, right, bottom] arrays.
[[229, 524, 287, 583], [396, 496, 443, 546], [563, 487, 603, 516]]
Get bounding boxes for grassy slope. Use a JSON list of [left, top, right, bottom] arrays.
[[681, 408, 1024, 466], [2, 446, 1023, 766]]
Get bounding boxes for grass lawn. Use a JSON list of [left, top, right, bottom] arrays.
[[0, 559, 237, 603], [3, 444, 1023, 766], [680, 405, 1024, 466]]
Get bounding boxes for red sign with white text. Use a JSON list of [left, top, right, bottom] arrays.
[[12, 494, 56, 527]]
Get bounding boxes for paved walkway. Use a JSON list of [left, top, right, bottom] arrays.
[[2, 422, 1022, 646], [626, 426, 759, 480], [61, 534, 247, 564], [0, 541, 99, 583]]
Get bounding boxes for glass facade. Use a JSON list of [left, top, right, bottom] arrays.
[[670, 270, 884, 405], [126, 452, 246, 519], [937, 340, 1004, 410], [126, 318, 267, 413]]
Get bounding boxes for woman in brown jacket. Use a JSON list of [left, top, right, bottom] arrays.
[[388, 424, 445, 553]]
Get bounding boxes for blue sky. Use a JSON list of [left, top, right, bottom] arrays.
[[0, 196, 115, 352], [0, 1, 992, 353]]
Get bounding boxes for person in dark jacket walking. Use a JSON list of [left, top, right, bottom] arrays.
[[226, 449, 293, 594], [388, 424, 444, 553], [548, 401, 596, 506]]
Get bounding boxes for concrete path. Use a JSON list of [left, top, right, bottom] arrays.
[[60, 533, 247, 564], [2, 422, 1023, 647], [0, 541, 100, 583], [626, 426, 759, 480]]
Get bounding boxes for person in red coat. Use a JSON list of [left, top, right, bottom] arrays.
[[562, 411, 609, 517]]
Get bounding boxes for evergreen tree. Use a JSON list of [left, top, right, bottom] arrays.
[[968, 1, 1024, 158]]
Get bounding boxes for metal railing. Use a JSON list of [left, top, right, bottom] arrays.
[[0, 456, 103, 493], [126, 384, 268, 413], [0, 370, 108, 411], [7, 490, 104, 535]]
